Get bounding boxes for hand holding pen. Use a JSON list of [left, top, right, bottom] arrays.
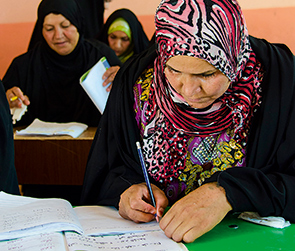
[[118, 143, 168, 223], [136, 141, 159, 221], [6, 87, 30, 108]]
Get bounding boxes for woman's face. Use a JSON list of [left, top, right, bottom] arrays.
[[108, 31, 131, 57], [165, 55, 230, 109], [42, 13, 79, 55]]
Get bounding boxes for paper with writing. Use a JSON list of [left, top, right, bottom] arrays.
[[65, 231, 187, 251], [0, 192, 187, 251], [0, 232, 67, 251]]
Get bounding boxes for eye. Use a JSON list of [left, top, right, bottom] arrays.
[[122, 37, 130, 42], [166, 65, 180, 74], [200, 71, 217, 78], [108, 34, 116, 39], [45, 28, 53, 32], [61, 20, 71, 28]]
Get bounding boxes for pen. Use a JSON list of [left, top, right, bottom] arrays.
[[10, 96, 18, 102], [136, 141, 159, 222]]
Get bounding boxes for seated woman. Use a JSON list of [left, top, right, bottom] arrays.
[[28, 0, 112, 50], [3, 0, 121, 127], [81, 0, 295, 243], [2, 0, 121, 205], [97, 8, 149, 63], [0, 80, 19, 195]]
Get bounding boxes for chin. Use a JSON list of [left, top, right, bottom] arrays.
[[55, 49, 72, 56]]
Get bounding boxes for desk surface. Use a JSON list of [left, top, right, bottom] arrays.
[[185, 213, 295, 251]]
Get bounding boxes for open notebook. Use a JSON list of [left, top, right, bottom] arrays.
[[15, 118, 88, 138], [0, 192, 187, 251]]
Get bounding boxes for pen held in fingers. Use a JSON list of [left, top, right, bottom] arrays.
[[136, 141, 159, 222], [10, 96, 18, 102]]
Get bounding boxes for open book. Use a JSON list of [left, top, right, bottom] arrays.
[[15, 118, 88, 138], [0, 192, 187, 251], [80, 56, 111, 114]]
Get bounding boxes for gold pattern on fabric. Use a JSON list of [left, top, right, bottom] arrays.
[[181, 130, 244, 195]]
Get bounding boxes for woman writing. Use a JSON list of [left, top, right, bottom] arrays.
[[98, 8, 149, 63], [3, 0, 121, 127], [81, 0, 295, 243]]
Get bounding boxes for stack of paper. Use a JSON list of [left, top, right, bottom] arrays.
[[15, 118, 88, 138]]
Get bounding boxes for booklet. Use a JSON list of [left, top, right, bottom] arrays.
[[0, 192, 188, 251], [80, 56, 111, 114], [15, 118, 88, 138]]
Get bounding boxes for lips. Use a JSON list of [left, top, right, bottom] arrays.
[[54, 41, 67, 46]]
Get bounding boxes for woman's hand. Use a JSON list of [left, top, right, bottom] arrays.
[[102, 66, 120, 92], [159, 182, 232, 243], [6, 87, 30, 108], [119, 182, 169, 223]]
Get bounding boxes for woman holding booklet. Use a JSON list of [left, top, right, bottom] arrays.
[[3, 0, 121, 127], [81, 0, 295, 243]]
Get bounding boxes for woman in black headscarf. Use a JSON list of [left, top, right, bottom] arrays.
[[98, 8, 149, 63], [28, 0, 112, 50], [0, 80, 19, 195], [3, 0, 121, 127]]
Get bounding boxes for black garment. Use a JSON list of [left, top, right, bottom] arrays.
[[80, 37, 295, 223], [28, 0, 105, 50], [97, 8, 149, 57], [2, 0, 121, 204], [77, 0, 105, 39], [0, 80, 19, 195], [3, 0, 121, 127]]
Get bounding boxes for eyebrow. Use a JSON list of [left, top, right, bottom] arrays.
[[43, 20, 70, 27], [166, 64, 217, 75]]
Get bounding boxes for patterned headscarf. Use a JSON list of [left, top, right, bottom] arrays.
[[148, 0, 262, 144]]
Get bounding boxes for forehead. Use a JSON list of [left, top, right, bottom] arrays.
[[166, 55, 216, 73], [43, 13, 68, 25], [108, 30, 129, 38]]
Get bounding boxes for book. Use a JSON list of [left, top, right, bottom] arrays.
[[0, 192, 187, 251], [80, 56, 111, 114], [15, 118, 88, 138]]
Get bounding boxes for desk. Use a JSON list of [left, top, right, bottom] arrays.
[[185, 213, 295, 251], [13, 127, 96, 186]]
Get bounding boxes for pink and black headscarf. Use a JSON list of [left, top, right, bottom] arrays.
[[148, 0, 262, 144]]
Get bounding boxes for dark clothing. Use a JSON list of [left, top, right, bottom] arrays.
[[0, 81, 19, 195], [2, 0, 120, 204], [77, 0, 105, 39], [97, 8, 149, 56], [80, 37, 295, 223], [3, 39, 120, 127], [4, 0, 121, 127], [28, 0, 105, 50]]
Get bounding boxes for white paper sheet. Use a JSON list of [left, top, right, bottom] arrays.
[[0, 192, 188, 251], [15, 118, 88, 138], [65, 231, 188, 251], [0, 232, 67, 251], [80, 56, 110, 114]]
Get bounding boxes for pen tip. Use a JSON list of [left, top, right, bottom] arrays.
[[136, 141, 140, 148]]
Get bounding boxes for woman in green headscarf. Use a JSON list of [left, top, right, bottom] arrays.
[[98, 9, 149, 63]]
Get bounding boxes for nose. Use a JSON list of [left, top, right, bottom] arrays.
[[114, 39, 122, 49], [54, 27, 64, 39], [180, 74, 202, 96]]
